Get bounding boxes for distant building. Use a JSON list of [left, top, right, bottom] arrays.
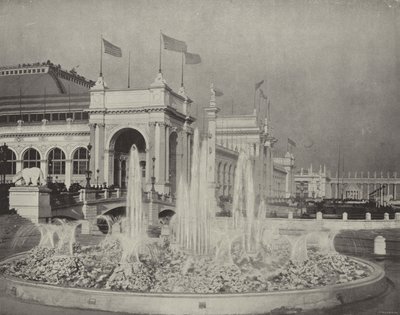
[[294, 164, 331, 199], [330, 171, 400, 201], [294, 165, 400, 202]]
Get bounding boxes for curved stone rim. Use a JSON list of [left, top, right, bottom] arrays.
[[0, 253, 387, 315]]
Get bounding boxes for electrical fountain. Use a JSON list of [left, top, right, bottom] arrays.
[[0, 130, 387, 315]]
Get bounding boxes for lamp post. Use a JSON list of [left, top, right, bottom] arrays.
[[0, 143, 8, 184], [151, 157, 156, 193], [85, 143, 92, 189]]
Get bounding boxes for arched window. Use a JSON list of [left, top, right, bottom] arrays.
[[23, 148, 41, 168], [72, 147, 89, 175], [48, 148, 66, 175], [5, 149, 16, 175]]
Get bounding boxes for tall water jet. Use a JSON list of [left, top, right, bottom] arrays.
[[126, 145, 144, 239], [231, 150, 256, 252], [174, 129, 213, 255]]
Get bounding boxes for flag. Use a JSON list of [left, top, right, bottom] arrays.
[[260, 89, 268, 100], [184, 52, 201, 64], [288, 138, 297, 147], [103, 38, 122, 57], [255, 80, 264, 91], [162, 33, 187, 52]]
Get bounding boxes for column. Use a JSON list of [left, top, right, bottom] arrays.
[[361, 183, 364, 199], [105, 149, 114, 186], [154, 122, 166, 191], [146, 122, 156, 189], [165, 124, 170, 183], [187, 132, 191, 181], [96, 123, 105, 184], [394, 184, 397, 200], [65, 159, 72, 188], [16, 160, 22, 173], [88, 123, 96, 174], [176, 128, 186, 184], [40, 159, 47, 180]]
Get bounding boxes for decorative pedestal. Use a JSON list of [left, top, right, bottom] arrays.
[[9, 186, 51, 223]]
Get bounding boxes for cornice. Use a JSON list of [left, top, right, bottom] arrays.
[[0, 131, 90, 138]]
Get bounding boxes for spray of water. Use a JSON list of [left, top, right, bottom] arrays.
[[174, 129, 213, 255]]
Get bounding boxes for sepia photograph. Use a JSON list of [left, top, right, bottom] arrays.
[[0, 0, 399, 314]]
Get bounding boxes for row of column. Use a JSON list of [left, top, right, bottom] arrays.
[[332, 183, 398, 200]]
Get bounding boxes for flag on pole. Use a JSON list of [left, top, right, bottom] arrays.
[[255, 80, 264, 91], [103, 38, 122, 57], [288, 138, 297, 147], [162, 33, 187, 52], [184, 52, 201, 64]]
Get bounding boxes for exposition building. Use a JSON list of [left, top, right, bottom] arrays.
[[0, 62, 294, 205]]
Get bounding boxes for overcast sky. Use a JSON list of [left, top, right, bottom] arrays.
[[1, 0, 400, 175]]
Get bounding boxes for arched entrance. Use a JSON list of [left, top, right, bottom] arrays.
[[110, 128, 146, 189]]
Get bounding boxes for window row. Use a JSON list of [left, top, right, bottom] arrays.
[[0, 111, 89, 124], [0, 68, 46, 76], [3, 147, 89, 175]]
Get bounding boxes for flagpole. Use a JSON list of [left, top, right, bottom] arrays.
[[128, 51, 131, 88], [159, 31, 162, 73], [100, 35, 103, 77], [181, 51, 184, 87]]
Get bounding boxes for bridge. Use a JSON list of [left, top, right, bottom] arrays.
[[50, 188, 176, 233]]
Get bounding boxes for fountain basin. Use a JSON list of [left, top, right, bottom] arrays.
[[1, 253, 387, 315]]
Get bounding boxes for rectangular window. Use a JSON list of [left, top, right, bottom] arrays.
[[0, 116, 6, 123], [9, 115, 17, 123], [82, 112, 89, 120], [44, 113, 50, 121], [22, 114, 29, 122], [52, 113, 59, 121], [59, 113, 66, 120]]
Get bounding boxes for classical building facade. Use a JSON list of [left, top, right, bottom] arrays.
[[330, 171, 400, 201], [0, 62, 94, 187], [294, 164, 400, 202], [294, 164, 331, 199], [0, 61, 294, 206]]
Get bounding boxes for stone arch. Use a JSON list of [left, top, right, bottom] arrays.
[[46, 147, 67, 176], [71, 147, 89, 175], [3, 147, 17, 176], [21, 147, 42, 169], [108, 128, 147, 188]]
